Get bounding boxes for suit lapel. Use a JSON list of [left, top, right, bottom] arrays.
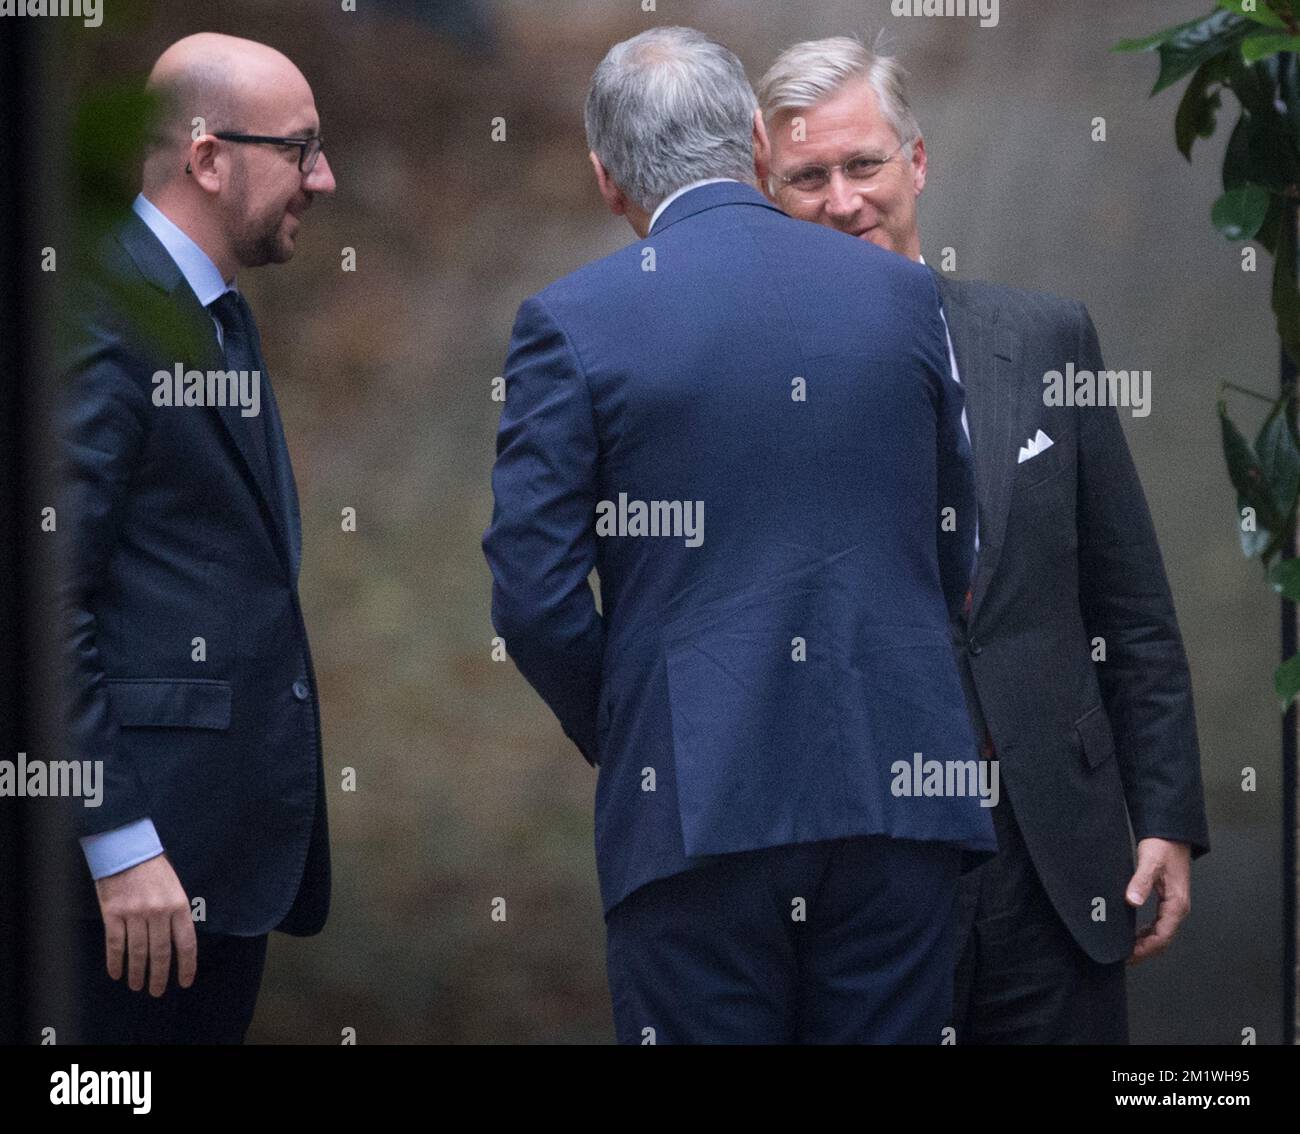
[[209, 396, 295, 574], [116, 213, 293, 573], [933, 274, 1021, 621]]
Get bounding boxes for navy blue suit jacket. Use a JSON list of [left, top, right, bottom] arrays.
[[57, 212, 329, 936], [484, 182, 996, 915]]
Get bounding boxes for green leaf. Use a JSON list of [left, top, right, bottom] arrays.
[[1269, 556, 1300, 600], [1281, 51, 1300, 147], [1223, 114, 1253, 188], [1219, 0, 1288, 29], [1239, 109, 1300, 191], [1273, 210, 1300, 365], [1221, 402, 1286, 554], [1256, 192, 1286, 253], [1212, 184, 1272, 237], [1176, 59, 1226, 158], [1114, 17, 1206, 54], [1224, 51, 1276, 116], [1220, 404, 1265, 500], [1220, 57, 1300, 190], [1275, 652, 1300, 710], [1153, 10, 1252, 94], [1242, 30, 1300, 61], [1256, 400, 1300, 516]]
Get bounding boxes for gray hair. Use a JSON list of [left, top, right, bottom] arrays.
[[757, 35, 921, 154], [584, 26, 758, 213]]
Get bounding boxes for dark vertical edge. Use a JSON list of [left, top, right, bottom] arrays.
[[0, 18, 34, 1044], [1284, 201, 1299, 1048]]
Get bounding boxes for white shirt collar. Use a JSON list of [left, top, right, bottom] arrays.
[[132, 193, 232, 308], [648, 178, 739, 234]]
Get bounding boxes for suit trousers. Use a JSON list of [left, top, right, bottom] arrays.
[[951, 785, 1128, 1044], [68, 917, 268, 1044], [604, 834, 962, 1044]]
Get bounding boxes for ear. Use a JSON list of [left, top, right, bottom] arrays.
[[909, 134, 928, 198], [188, 134, 222, 194], [752, 108, 772, 192], [589, 151, 627, 217]]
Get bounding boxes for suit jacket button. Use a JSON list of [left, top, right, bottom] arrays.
[[292, 680, 310, 701], [968, 639, 982, 656]]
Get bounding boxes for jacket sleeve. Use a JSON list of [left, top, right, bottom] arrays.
[[482, 295, 604, 766], [57, 323, 156, 839], [1073, 303, 1210, 857]]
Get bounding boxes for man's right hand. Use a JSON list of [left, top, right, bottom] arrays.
[[94, 853, 197, 996]]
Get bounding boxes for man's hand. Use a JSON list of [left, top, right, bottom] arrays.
[[94, 853, 197, 996], [1125, 837, 1192, 965]]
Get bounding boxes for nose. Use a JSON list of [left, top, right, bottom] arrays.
[[305, 151, 336, 195], [823, 167, 859, 221]]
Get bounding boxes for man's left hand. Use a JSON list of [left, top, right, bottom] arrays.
[[1125, 837, 1192, 965]]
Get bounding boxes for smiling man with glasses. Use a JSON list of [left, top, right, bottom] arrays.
[[756, 35, 1209, 1045]]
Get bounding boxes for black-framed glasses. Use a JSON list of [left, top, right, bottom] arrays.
[[213, 132, 325, 173], [771, 140, 909, 195]]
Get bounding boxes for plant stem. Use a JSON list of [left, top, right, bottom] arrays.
[[1223, 381, 1280, 403]]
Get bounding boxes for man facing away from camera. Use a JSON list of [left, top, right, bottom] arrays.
[[484, 26, 996, 1044], [756, 36, 1210, 1044], [59, 32, 335, 1043]]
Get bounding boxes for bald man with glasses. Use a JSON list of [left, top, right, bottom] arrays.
[[58, 32, 335, 1043]]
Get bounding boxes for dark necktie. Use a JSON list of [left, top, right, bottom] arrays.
[[207, 289, 302, 571]]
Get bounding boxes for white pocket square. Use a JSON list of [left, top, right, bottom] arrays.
[[1017, 429, 1054, 465]]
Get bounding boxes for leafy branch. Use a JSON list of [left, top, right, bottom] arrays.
[[1117, 0, 1300, 706]]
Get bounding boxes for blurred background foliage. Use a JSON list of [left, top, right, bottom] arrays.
[[46, 0, 1286, 1042], [1118, 1, 1300, 711]]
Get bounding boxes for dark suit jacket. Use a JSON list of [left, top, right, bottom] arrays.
[[58, 211, 329, 936], [484, 181, 996, 917], [934, 272, 1210, 965]]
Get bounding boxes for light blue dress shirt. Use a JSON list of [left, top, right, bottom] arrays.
[[79, 193, 234, 882]]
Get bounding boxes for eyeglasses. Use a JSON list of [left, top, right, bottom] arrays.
[[771, 141, 909, 195], [213, 131, 325, 174]]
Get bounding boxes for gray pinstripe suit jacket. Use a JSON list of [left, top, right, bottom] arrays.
[[935, 271, 1209, 964]]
